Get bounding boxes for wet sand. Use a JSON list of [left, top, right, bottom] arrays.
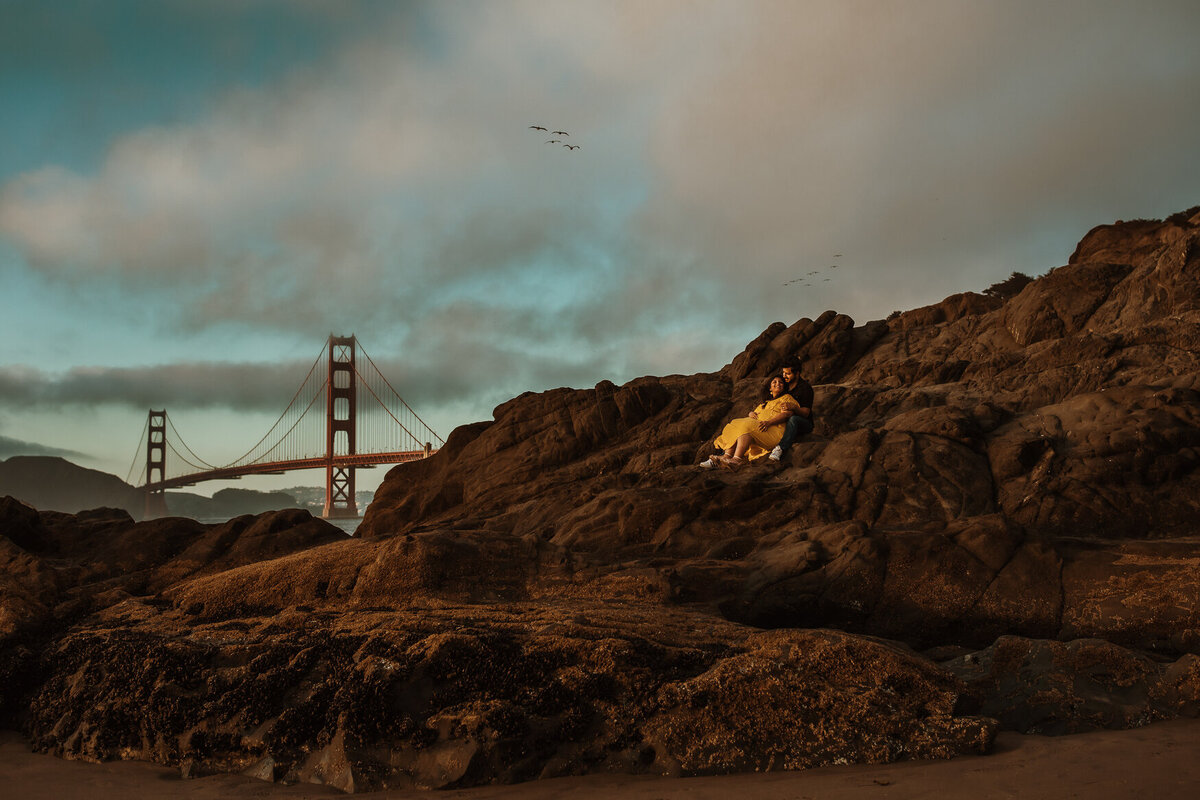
[[4, 719, 1198, 799]]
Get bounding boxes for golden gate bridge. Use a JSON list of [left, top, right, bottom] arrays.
[[126, 335, 442, 519]]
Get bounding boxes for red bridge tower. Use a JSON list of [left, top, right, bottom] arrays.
[[143, 410, 169, 519], [322, 335, 358, 518]]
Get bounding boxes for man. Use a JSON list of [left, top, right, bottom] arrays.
[[769, 359, 814, 461]]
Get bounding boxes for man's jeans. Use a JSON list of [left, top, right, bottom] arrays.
[[777, 414, 814, 453]]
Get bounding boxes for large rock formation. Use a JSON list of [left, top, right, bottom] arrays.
[[2, 207, 1200, 792], [350, 209, 1200, 651]]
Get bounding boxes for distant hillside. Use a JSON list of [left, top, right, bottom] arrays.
[[0, 455, 310, 521], [0, 456, 143, 517], [166, 488, 301, 519]]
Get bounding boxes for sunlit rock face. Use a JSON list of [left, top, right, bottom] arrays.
[[4, 207, 1200, 792], [360, 207, 1200, 648]]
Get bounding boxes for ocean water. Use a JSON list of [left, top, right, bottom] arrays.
[[327, 517, 361, 536]]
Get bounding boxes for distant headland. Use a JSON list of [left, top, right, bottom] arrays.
[[0, 455, 367, 520]]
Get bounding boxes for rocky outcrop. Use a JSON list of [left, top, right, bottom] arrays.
[[22, 603, 994, 791], [351, 207, 1200, 655], [945, 636, 1200, 734], [3, 207, 1200, 792], [0, 502, 343, 643]]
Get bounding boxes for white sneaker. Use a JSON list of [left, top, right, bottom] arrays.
[[699, 458, 718, 469], [769, 446, 783, 462]]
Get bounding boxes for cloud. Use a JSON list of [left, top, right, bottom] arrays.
[[0, 361, 319, 412], [638, 1, 1200, 313], [0, 4, 734, 313], [2, 0, 1199, 398], [0, 434, 87, 461], [0, 322, 665, 422]]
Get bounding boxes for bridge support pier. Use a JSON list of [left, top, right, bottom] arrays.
[[143, 489, 169, 520], [323, 465, 357, 518]]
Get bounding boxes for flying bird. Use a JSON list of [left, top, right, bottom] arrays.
[[529, 125, 547, 131], [546, 139, 561, 144], [564, 144, 580, 150], [552, 130, 569, 136], [833, 253, 842, 258]]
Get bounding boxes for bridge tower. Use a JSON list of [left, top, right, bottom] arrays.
[[323, 335, 358, 518], [143, 409, 169, 519]]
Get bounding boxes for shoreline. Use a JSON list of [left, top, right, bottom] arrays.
[[5, 718, 1199, 799]]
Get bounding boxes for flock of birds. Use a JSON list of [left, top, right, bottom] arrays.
[[784, 255, 843, 287], [529, 125, 580, 150], [532, 122, 836, 288]]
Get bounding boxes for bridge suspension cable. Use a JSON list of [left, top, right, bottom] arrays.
[[355, 341, 445, 451], [124, 414, 149, 486], [142, 349, 326, 483], [231, 347, 325, 468], [165, 436, 216, 474], [166, 414, 219, 471]]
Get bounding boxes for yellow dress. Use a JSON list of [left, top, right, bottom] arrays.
[[714, 394, 802, 460]]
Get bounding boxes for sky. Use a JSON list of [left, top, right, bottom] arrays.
[[1, 0, 1198, 496]]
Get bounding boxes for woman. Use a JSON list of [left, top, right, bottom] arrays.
[[700, 375, 802, 469]]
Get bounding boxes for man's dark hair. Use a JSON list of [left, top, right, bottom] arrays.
[[781, 356, 804, 378]]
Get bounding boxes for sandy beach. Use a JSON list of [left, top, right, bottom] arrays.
[[5, 719, 1199, 800]]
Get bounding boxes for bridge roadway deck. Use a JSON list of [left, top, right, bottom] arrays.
[[146, 450, 434, 491]]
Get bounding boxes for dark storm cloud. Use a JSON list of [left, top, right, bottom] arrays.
[[0, 434, 86, 460], [0, 325, 616, 422], [0, 361, 320, 412], [364, 344, 609, 418]]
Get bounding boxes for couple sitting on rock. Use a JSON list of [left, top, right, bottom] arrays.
[[700, 358, 814, 470]]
